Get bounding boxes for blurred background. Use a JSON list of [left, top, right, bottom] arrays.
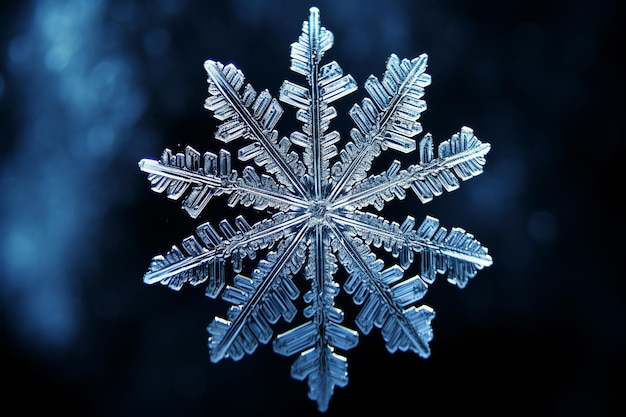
[[0, 0, 623, 416]]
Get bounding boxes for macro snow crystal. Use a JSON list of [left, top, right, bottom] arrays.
[[139, 6, 493, 412]]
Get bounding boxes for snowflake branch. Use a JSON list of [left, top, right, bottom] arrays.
[[143, 213, 310, 296], [139, 147, 307, 217], [331, 127, 491, 210], [204, 60, 308, 197], [274, 223, 357, 412], [329, 223, 434, 357], [208, 223, 309, 362], [331, 211, 492, 288], [280, 7, 357, 197], [328, 53, 431, 200]]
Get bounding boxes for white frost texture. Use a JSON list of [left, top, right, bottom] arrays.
[[139, 7, 492, 412]]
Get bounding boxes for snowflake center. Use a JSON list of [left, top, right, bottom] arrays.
[[308, 200, 330, 221]]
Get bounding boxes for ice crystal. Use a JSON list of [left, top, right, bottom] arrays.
[[139, 7, 492, 412]]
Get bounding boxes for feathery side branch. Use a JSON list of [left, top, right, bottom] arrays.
[[139, 156, 308, 213], [328, 54, 431, 201], [330, 127, 491, 210], [209, 223, 310, 362], [330, 212, 493, 269], [280, 7, 357, 197], [204, 60, 308, 198], [143, 213, 311, 288], [274, 223, 356, 412], [328, 222, 433, 356]]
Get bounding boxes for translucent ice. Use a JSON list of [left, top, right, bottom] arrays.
[[140, 7, 492, 412]]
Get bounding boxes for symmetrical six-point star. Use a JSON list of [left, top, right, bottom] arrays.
[[139, 7, 492, 412]]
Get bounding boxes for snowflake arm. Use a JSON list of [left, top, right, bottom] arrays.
[[139, 146, 306, 218], [143, 212, 309, 296], [330, 224, 435, 356], [274, 225, 358, 412], [331, 127, 491, 211], [331, 211, 493, 288], [204, 60, 307, 196], [207, 223, 309, 362], [280, 7, 358, 197], [328, 53, 430, 200]]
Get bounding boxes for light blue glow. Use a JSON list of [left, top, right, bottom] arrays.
[[0, 0, 145, 350]]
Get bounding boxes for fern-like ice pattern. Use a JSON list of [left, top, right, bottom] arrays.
[[139, 7, 492, 412]]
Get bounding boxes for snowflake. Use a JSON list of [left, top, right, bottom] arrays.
[[139, 7, 492, 412]]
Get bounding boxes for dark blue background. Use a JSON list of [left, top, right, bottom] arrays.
[[1, 1, 623, 416]]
